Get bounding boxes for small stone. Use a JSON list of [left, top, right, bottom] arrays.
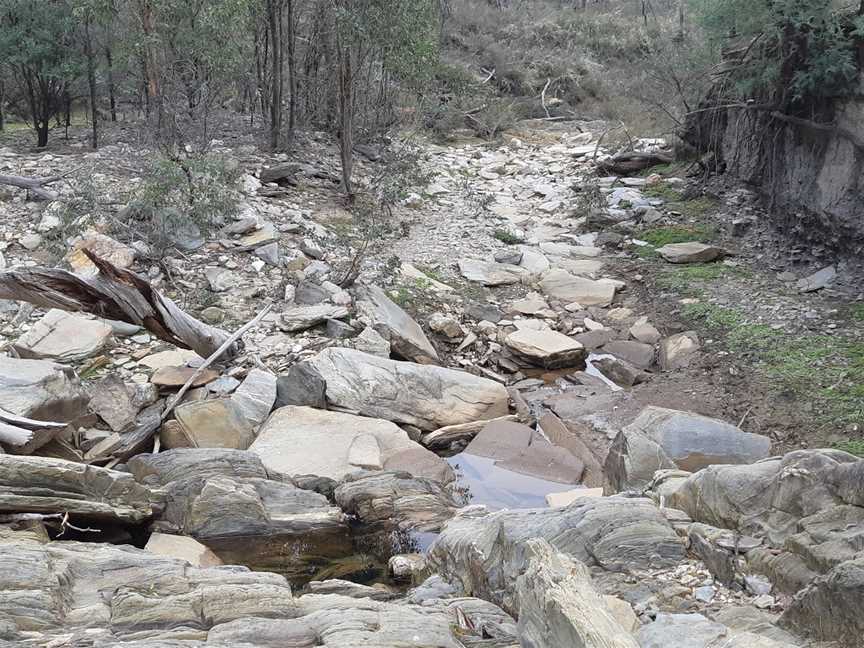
[[694, 586, 715, 603], [150, 366, 219, 388], [659, 331, 701, 370], [253, 242, 281, 266], [20, 233, 43, 250], [428, 313, 463, 339], [657, 242, 725, 264], [204, 267, 237, 292], [505, 328, 585, 369], [145, 533, 223, 568], [494, 249, 523, 265], [201, 307, 225, 324], [753, 594, 775, 609]]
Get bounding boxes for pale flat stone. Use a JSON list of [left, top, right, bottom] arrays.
[[145, 532, 223, 567], [539, 269, 616, 307], [140, 349, 202, 370], [230, 369, 277, 427], [657, 242, 725, 264], [659, 331, 701, 370], [458, 259, 524, 286], [348, 433, 383, 470], [279, 304, 349, 332], [173, 399, 255, 450], [505, 328, 585, 369], [355, 284, 438, 363], [545, 487, 604, 507], [400, 263, 453, 292], [14, 310, 113, 362]]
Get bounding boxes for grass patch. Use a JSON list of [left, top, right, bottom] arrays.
[[643, 182, 684, 201], [493, 229, 522, 245], [639, 225, 714, 247], [672, 195, 718, 218], [833, 439, 864, 457], [847, 303, 864, 321], [657, 264, 750, 293]]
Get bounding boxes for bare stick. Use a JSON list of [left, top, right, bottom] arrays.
[[540, 78, 552, 119], [160, 304, 274, 423]]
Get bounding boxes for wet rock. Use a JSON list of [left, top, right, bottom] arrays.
[[355, 284, 439, 363], [606, 406, 771, 492], [466, 302, 504, 323], [250, 405, 452, 482], [465, 419, 533, 459], [279, 304, 349, 332], [602, 340, 655, 369], [334, 471, 460, 531], [504, 328, 585, 369], [389, 553, 428, 582], [657, 242, 725, 264], [429, 497, 685, 602], [309, 348, 510, 431], [539, 269, 616, 307], [230, 368, 277, 427], [13, 310, 113, 362], [144, 532, 223, 567], [275, 361, 327, 409], [88, 375, 138, 432], [172, 400, 255, 450], [659, 331, 701, 370], [517, 539, 639, 648], [0, 357, 89, 423], [573, 328, 617, 351], [0, 455, 156, 522], [458, 259, 524, 286]]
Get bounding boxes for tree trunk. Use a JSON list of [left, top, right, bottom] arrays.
[[84, 15, 99, 149], [266, 0, 284, 150], [63, 88, 71, 139], [105, 45, 117, 122], [0, 79, 4, 132], [336, 42, 354, 197], [37, 121, 49, 148], [286, 0, 297, 140]]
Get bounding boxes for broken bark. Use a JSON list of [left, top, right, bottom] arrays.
[[596, 151, 674, 175], [0, 250, 242, 360], [0, 173, 66, 200]]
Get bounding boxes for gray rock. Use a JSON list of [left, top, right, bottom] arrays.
[[325, 318, 357, 338], [606, 406, 771, 492], [334, 471, 460, 532], [458, 259, 525, 286], [539, 269, 616, 307], [657, 242, 725, 264], [275, 361, 327, 409], [354, 284, 439, 363], [465, 302, 504, 323], [593, 355, 650, 387], [279, 303, 349, 332], [88, 375, 138, 432], [465, 420, 533, 459], [352, 326, 391, 358], [204, 267, 237, 292], [128, 448, 269, 486], [230, 369, 277, 426], [0, 455, 156, 522], [294, 280, 330, 304], [309, 348, 510, 431], [630, 320, 662, 344], [0, 357, 89, 423], [14, 310, 113, 362], [428, 313, 462, 339], [253, 242, 281, 266], [659, 331, 701, 370], [250, 405, 453, 482], [602, 340, 655, 369], [637, 613, 728, 648], [494, 249, 523, 265], [495, 435, 585, 484], [796, 265, 836, 292], [504, 328, 585, 369]]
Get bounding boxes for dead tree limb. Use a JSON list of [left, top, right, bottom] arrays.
[[0, 250, 242, 360], [596, 151, 674, 175], [0, 408, 67, 448], [0, 169, 77, 201]]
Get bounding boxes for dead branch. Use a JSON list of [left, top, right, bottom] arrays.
[[596, 151, 674, 175], [0, 169, 78, 201], [0, 511, 101, 534], [0, 409, 67, 448], [0, 249, 242, 359]]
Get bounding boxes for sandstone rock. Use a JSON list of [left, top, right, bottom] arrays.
[[279, 303, 349, 332], [14, 310, 113, 362], [539, 269, 616, 307], [606, 406, 771, 492], [509, 292, 550, 316], [66, 231, 135, 276], [309, 348, 509, 431], [334, 471, 460, 531], [173, 400, 255, 450], [495, 435, 585, 484], [250, 406, 452, 482], [659, 331, 701, 370], [0, 455, 155, 522], [230, 368, 277, 426], [144, 532, 223, 567], [465, 419, 532, 459], [150, 366, 219, 388], [516, 539, 639, 648], [630, 320, 662, 344], [657, 242, 725, 264], [0, 357, 89, 423], [458, 259, 524, 286], [355, 284, 439, 363], [505, 328, 585, 369], [139, 349, 202, 370]]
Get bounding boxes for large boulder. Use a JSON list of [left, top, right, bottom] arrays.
[[605, 407, 772, 492], [354, 284, 439, 363], [0, 455, 156, 522], [516, 539, 639, 648], [250, 406, 453, 483], [428, 497, 685, 612], [13, 309, 113, 362], [309, 348, 510, 431], [0, 357, 89, 423]]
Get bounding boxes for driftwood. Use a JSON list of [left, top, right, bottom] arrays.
[[596, 151, 674, 175], [0, 408, 67, 448], [0, 249, 241, 360], [0, 171, 75, 201]]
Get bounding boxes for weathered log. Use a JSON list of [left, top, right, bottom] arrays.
[[0, 249, 241, 360], [0, 173, 65, 200], [0, 408, 67, 449], [596, 151, 674, 175]]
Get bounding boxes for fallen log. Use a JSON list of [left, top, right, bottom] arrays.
[[0, 249, 242, 360], [596, 151, 674, 175], [0, 172, 72, 200], [0, 408, 68, 449]]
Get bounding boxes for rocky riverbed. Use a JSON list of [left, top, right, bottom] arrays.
[[0, 120, 861, 647]]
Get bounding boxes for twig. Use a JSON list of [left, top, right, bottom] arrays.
[[738, 406, 753, 428], [540, 78, 552, 119], [160, 304, 274, 423]]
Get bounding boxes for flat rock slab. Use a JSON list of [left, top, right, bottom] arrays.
[[309, 348, 510, 431], [88, 374, 138, 432], [546, 487, 604, 508], [657, 242, 725, 264], [145, 532, 223, 568], [230, 369, 277, 427], [279, 304, 349, 332], [174, 399, 255, 450], [14, 309, 113, 362], [539, 269, 616, 307], [797, 265, 836, 292], [139, 349, 203, 370], [458, 259, 525, 286], [354, 284, 439, 363], [250, 405, 452, 482], [0, 454, 156, 522], [0, 357, 89, 423], [602, 340, 655, 370], [505, 328, 585, 369], [151, 366, 219, 388], [465, 420, 534, 460]]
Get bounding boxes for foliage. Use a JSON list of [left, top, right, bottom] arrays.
[[493, 229, 522, 245], [691, 0, 863, 106], [638, 224, 714, 247]]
